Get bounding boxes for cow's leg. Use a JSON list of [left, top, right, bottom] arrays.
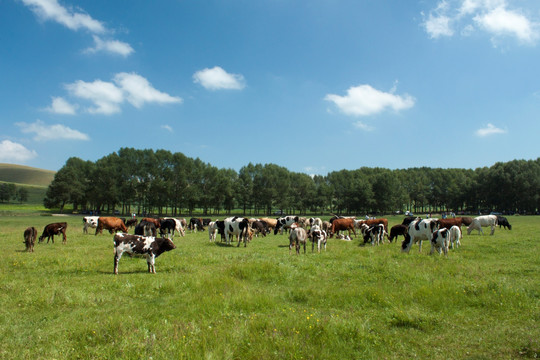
[[418, 240, 423, 252], [113, 251, 123, 274], [490, 225, 495, 235], [147, 254, 156, 273], [62, 231, 67, 244]]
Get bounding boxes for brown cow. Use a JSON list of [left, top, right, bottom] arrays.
[[142, 217, 161, 229], [260, 218, 277, 232], [356, 218, 389, 233], [388, 224, 408, 243], [95, 217, 128, 235], [23, 227, 38, 252], [330, 218, 356, 238], [460, 217, 473, 226], [439, 218, 463, 229], [39, 222, 68, 244]]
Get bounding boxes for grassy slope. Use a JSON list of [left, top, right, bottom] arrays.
[[0, 215, 538, 359], [0, 163, 55, 187]]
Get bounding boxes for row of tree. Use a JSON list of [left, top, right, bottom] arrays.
[[43, 148, 540, 216], [0, 183, 29, 203]]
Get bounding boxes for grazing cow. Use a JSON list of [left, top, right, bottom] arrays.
[[260, 218, 277, 232], [223, 217, 250, 247], [39, 222, 68, 244], [401, 218, 439, 253], [360, 224, 386, 245], [402, 216, 418, 226], [251, 220, 268, 237], [438, 218, 463, 230], [125, 218, 138, 228], [83, 216, 99, 234], [162, 217, 185, 237], [497, 216, 512, 230], [449, 225, 462, 249], [23, 227, 38, 252], [189, 218, 204, 232], [113, 233, 176, 274], [202, 218, 212, 226], [159, 218, 177, 239], [134, 220, 157, 237], [308, 225, 327, 253], [389, 224, 408, 243], [330, 218, 356, 238], [95, 217, 128, 235], [289, 226, 308, 255], [467, 215, 498, 235], [274, 216, 299, 235], [430, 228, 450, 256], [460, 217, 473, 226], [142, 217, 161, 229]]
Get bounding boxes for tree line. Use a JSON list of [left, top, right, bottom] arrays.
[[0, 183, 29, 203], [43, 148, 540, 216]]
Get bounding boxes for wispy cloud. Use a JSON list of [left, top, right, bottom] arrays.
[[193, 66, 246, 90], [325, 84, 415, 118], [21, 0, 134, 56], [64, 72, 182, 115], [161, 125, 173, 133], [16, 120, 90, 141], [44, 96, 77, 115], [84, 35, 134, 57], [422, 1, 539, 45], [475, 123, 507, 137], [0, 140, 37, 162]]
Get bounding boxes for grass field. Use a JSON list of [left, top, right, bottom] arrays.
[[1, 214, 538, 359]]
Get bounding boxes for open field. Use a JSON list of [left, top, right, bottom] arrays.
[[1, 214, 538, 359]]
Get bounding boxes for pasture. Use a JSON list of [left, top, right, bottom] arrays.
[[1, 214, 538, 359]]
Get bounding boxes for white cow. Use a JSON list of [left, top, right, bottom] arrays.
[[401, 218, 439, 253], [82, 216, 99, 234], [208, 221, 219, 242], [449, 225, 462, 249], [289, 226, 308, 255], [309, 217, 323, 229], [467, 215, 498, 235]]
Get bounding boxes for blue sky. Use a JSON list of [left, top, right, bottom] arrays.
[[1, 0, 539, 174]]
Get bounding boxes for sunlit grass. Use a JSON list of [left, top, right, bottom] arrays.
[[0, 215, 538, 359]]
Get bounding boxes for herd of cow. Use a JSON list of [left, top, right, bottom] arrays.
[[21, 213, 512, 273]]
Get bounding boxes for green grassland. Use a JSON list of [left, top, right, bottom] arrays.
[[0, 215, 538, 359], [0, 163, 55, 187]]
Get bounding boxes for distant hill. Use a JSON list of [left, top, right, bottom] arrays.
[[0, 163, 55, 187]]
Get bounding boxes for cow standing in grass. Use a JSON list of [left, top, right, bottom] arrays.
[[23, 227, 37, 252], [39, 222, 68, 244], [113, 233, 176, 274]]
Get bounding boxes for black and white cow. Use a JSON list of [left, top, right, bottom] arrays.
[[159, 218, 177, 239], [113, 233, 176, 274], [308, 225, 327, 253], [223, 216, 250, 247], [274, 216, 299, 235], [402, 218, 439, 253], [430, 228, 450, 256]]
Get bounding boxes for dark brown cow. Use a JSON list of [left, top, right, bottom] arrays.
[[330, 218, 356, 238], [23, 227, 38, 252], [388, 224, 408, 243], [113, 233, 176, 274], [95, 217, 127, 235], [438, 218, 463, 229], [39, 222, 68, 244], [142, 217, 161, 229]]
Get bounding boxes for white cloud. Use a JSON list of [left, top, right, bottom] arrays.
[[422, 0, 539, 45], [114, 73, 183, 108], [64, 73, 182, 114], [325, 84, 415, 117], [66, 79, 124, 114], [16, 120, 90, 141], [474, 6, 537, 43], [475, 123, 507, 137], [85, 35, 134, 57], [193, 66, 246, 90], [161, 125, 173, 132], [45, 96, 77, 115], [21, 0, 105, 33], [0, 140, 37, 163]]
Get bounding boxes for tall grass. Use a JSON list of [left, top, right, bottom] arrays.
[[0, 215, 538, 359]]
